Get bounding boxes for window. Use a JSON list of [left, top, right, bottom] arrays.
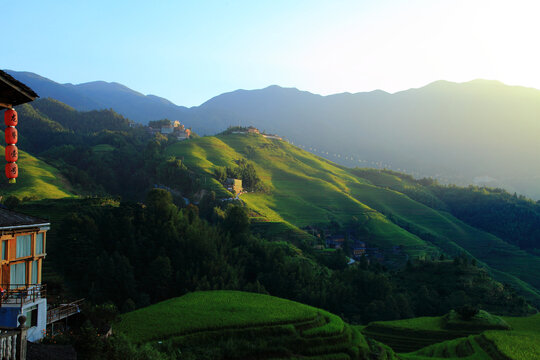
[[10, 262, 26, 288], [16, 235, 31, 258], [24, 306, 38, 327], [31, 260, 39, 284], [35, 233, 44, 255], [1, 241, 6, 260]]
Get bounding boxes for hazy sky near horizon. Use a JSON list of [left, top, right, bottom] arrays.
[[4, 0, 540, 106]]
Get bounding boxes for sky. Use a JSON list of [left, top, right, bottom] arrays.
[[4, 0, 540, 106]]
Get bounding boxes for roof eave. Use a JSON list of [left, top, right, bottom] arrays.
[[0, 223, 51, 231], [0, 76, 38, 104]]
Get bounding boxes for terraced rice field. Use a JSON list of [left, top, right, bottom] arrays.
[[363, 312, 540, 359], [116, 290, 383, 359]]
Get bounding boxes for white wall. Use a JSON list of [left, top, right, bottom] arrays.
[[23, 298, 47, 342]]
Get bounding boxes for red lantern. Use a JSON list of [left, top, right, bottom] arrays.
[[5, 127, 17, 144], [5, 145, 18, 162], [4, 109, 17, 127], [5, 163, 17, 179]]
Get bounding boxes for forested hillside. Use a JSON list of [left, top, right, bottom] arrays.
[[4, 97, 540, 359], [9, 70, 540, 200], [163, 131, 540, 306]]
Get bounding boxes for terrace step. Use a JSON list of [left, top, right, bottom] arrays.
[[475, 335, 513, 360]]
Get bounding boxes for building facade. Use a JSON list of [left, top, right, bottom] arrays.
[[0, 208, 50, 342], [225, 178, 243, 194]]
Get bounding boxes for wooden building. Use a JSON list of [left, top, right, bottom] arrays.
[[352, 241, 367, 258], [0, 208, 50, 342], [326, 235, 345, 249], [225, 178, 243, 194]]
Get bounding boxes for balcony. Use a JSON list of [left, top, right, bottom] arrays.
[[0, 284, 46, 307], [0, 327, 26, 360], [47, 299, 83, 325]]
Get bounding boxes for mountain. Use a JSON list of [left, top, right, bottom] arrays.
[[165, 132, 540, 306], [7, 70, 540, 199], [4, 70, 188, 123], [187, 81, 540, 199]]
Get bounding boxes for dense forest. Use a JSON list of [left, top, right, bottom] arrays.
[[20, 191, 530, 327], [3, 98, 197, 201]]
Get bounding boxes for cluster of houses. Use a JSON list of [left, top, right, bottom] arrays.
[[232, 126, 283, 140], [148, 120, 192, 141], [309, 228, 404, 264]]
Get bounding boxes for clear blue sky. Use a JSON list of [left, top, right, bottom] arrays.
[[4, 0, 540, 106]]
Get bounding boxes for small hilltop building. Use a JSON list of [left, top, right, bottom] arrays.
[[225, 178, 243, 194], [247, 126, 260, 134], [175, 127, 191, 141], [160, 125, 174, 134], [148, 119, 191, 140]]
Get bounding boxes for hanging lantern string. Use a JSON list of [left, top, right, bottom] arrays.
[[4, 108, 18, 184]]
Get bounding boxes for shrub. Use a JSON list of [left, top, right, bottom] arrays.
[[456, 305, 479, 320]]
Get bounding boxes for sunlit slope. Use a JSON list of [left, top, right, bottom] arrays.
[[166, 134, 435, 258], [166, 134, 540, 304], [347, 170, 540, 305], [0, 146, 73, 200]]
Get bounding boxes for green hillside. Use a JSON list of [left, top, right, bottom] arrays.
[[166, 134, 435, 259], [116, 290, 394, 359], [364, 311, 540, 359], [165, 133, 540, 305], [0, 145, 73, 200]]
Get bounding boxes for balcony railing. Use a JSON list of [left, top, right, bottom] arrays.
[[0, 329, 19, 360], [0, 284, 46, 307], [0, 316, 29, 360], [47, 299, 83, 325]]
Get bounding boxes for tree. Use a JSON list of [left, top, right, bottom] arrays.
[[456, 304, 479, 320], [222, 205, 250, 239], [3, 195, 20, 210]]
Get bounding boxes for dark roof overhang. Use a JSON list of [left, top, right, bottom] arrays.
[[0, 70, 39, 109]]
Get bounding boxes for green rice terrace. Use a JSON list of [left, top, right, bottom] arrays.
[[165, 132, 540, 306], [360, 310, 540, 359], [116, 290, 397, 359], [116, 291, 540, 359]]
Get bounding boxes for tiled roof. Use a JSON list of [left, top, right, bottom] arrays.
[[0, 207, 49, 229], [0, 70, 39, 108]]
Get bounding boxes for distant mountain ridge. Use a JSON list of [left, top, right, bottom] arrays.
[[7, 70, 540, 199], [189, 79, 540, 199], [5, 70, 188, 123]]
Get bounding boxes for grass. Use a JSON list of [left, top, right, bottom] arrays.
[[487, 313, 540, 359], [401, 336, 492, 359], [116, 290, 379, 359], [365, 312, 540, 359], [345, 174, 540, 306], [118, 290, 321, 343], [166, 134, 437, 260], [0, 146, 74, 200], [91, 143, 115, 153], [361, 310, 512, 354], [164, 133, 540, 304], [444, 310, 510, 331]]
